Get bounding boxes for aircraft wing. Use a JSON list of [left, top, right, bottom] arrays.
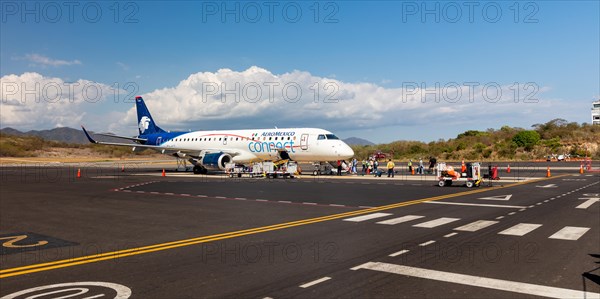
[[91, 132, 147, 143], [81, 126, 242, 157]]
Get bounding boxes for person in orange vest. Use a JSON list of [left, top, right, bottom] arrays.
[[461, 159, 466, 173]]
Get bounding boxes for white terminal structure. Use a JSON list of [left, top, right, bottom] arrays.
[[592, 100, 600, 125]]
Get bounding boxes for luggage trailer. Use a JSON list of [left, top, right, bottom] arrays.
[[436, 162, 483, 187]]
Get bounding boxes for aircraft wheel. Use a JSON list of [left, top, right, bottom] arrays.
[[193, 166, 202, 174]]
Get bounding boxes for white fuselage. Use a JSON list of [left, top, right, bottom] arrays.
[[158, 128, 354, 163]]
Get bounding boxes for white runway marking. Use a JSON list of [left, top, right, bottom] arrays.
[[548, 226, 590, 240], [498, 223, 542, 236], [376, 215, 424, 225], [350, 262, 600, 299], [389, 249, 410, 257], [343, 213, 393, 222], [536, 184, 557, 188], [413, 217, 460, 228], [478, 194, 513, 201], [425, 202, 526, 209], [576, 198, 599, 209], [495, 216, 504, 220], [444, 232, 458, 238], [419, 240, 436, 247], [299, 276, 331, 288], [454, 220, 498, 232]]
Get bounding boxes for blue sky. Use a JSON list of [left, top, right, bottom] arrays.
[[1, 1, 599, 143]]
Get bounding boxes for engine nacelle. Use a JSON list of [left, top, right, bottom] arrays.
[[200, 152, 232, 171]]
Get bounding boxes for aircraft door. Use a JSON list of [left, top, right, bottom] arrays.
[[300, 134, 309, 150], [156, 136, 162, 145], [223, 137, 227, 145]]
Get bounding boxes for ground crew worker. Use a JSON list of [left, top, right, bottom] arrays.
[[408, 160, 413, 174], [387, 159, 395, 178]]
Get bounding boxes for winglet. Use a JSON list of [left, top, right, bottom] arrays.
[[81, 125, 98, 144]]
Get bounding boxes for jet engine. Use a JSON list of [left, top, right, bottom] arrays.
[[200, 152, 232, 171]]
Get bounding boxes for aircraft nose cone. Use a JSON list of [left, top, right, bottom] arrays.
[[340, 143, 354, 159]]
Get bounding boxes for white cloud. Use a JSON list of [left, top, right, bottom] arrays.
[[2, 67, 579, 141], [0, 72, 124, 130], [116, 62, 130, 71], [22, 54, 81, 67], [118, 66, 559, 134]]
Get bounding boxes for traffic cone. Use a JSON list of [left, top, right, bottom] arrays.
[[546, 166, 551, 177], [161, 169, 166, 177], [121, 165, 125, 172], [507, 164, 511, 173], [579, 164, 584, 174], [77, 168, 81, 178], [411, 168, 415, 175]]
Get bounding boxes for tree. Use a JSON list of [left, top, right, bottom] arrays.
[[512, 130, 540, 151]]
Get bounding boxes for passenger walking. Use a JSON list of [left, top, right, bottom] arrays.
[[387, 159, 395, 178], [418, 158, 424, 174], [337, 160, 342, 176], [361, 159, 367, 174], [351, 158, 357, 174], [428, 157, 437, 174]]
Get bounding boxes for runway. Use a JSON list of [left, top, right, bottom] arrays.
[[0, 165, 598, 298]]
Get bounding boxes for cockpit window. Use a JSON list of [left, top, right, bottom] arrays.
[[325, 134, 339, 140], [317, 134, 326, 140]]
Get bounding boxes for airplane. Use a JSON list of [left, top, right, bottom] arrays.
[[82, 96, 354, 174]]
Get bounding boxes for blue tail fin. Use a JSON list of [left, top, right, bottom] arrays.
[[135, 96, 166, 135]]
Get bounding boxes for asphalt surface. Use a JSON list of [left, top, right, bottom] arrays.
[[0, 164, 599, 298]]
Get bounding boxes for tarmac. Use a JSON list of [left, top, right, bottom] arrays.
[[0, 162, 598, 298]]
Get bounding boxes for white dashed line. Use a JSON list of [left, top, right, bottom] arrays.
[[419, 240, 436, 247], [389, 249, 410, 257], [444, 232, 458, 238], [299, 277, 332, 288]]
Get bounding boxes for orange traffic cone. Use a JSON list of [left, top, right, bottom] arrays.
[[546, 166, 551, 177], [579, 164, 584, 174], [162, 169, 166, 177], [411, 168, 415, 175], [77, 168, 81, 178], [507, 164, 511, 173]]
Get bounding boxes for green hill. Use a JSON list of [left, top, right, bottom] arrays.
[[351, 119, 600, 160]]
